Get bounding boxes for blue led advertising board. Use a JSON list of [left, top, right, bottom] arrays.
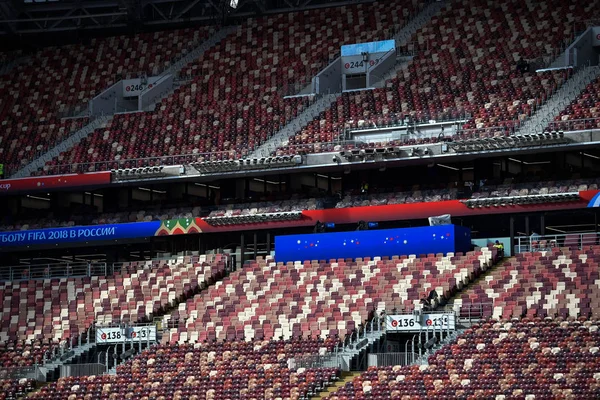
[[275, 225, 471, 263]]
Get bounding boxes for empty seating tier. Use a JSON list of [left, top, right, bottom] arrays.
[[163, 248, 496, 343], [0, 27, 214, 174], [550, 75, 600, 131], [327, 318, 600, 399], [37, 0, 426, 175], [30, 340, 339, 399], [281, 0, 588, 154], [456, 246, 600, 320], [0, 254, 226, 367], [0, 378, 34, 400]]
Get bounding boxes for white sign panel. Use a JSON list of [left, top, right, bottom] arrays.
[[342, 55, 368, 74], [342, 52, 387, 75], [96, 326, 156, 344], [122, 77, 161, 97], [386, 313, 455, 331]]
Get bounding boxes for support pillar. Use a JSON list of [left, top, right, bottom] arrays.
[[253, 232, 258, 259], [540, 214, 545, 236], [509, 215, 515, 254], [240, 233, 245, 266]]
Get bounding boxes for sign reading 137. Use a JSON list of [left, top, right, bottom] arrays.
[[96, 326, 157, 344]]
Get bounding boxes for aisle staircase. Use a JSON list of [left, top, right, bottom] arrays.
[[248, 0, 447, 159], [516, 65, 600, 135], [312, 371, 362, 399], [8, 26, 235, 179], [10, 115, 111, 178]]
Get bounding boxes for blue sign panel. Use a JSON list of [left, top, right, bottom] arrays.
[[275, 225, 471, 264], [0, 221, 161, 247], [341, 39, 396, 56]]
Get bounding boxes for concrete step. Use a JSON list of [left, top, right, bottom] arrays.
[[312, 371, 362, 399]]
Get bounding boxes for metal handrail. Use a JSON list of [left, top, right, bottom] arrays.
[[546, 117, 600, 132], [0, 262, 108, 282], [1, 253, 229, 282], [514, 232, 600, 254]]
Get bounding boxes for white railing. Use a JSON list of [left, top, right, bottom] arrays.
[[0, 366, 44, 381], [547, 117, 600, 132], [0, 262, 108, 281], [368, 352, 416, 367], [59, 363, 106, 378], [514, 232, 598, 253]]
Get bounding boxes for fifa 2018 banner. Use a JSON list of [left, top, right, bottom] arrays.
[[0, 222, 161, 247], [0, 218, 203, 249]]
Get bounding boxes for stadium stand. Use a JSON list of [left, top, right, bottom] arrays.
[[161, 248, 496, 343], [455, 246, 600, 320], [0, 197, 323, 231], [30, 341, 340, 399], [549, 75, 600, 131], [36, 0, 427, 175], [325, 318, 600, 399], [0, 26, 214, 175], [3, 0, 600, 398], [4, 248, 494, 399], [282, 0, 586, 153], [0, 378, 34, 400], [208, 197, 324, 217], [0, 205, 204, 232], [0, 254, 226, 367]]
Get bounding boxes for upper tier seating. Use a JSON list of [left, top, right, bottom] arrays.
[[0, 254, 226, 367], [162, 248, 496, 343], [38, 0, 426, 175], [31, 340, 339, 399], [282, 0, 588, 153], [549, 75, 600, 131], [456, 247, 600, 320], [0, 26, 213, 174], [0, 27, 212, 174], [326, 318, 600, 399]]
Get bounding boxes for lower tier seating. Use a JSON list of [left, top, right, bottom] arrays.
[[30, 340, 339, 399], [0, 254, 226, 367], [327, 318, 600, 399], [0, 378, 34, 400]]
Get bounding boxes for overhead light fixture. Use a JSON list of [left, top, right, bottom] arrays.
[[437, 164, 459, 171], [582, 152, 600, 160]]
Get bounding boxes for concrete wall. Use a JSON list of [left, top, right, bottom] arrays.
[[314, 57, 342, 94], [89, 82, 121, 116], [367, 49, 396, 86], [138, 74, 174, 110], [568, 28, 599, 67]]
